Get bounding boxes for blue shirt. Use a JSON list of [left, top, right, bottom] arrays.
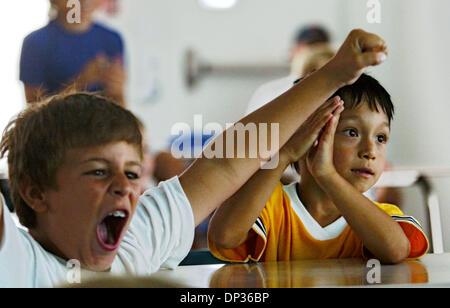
[[20, 20, 124, 95]]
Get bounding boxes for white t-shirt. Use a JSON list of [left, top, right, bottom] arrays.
[[245, 74, 298, 116], [282, 182, 348, 240], [0, 176, 195, 288]]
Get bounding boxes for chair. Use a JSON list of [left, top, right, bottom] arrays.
[[0, 178, 14, 213], [374, 168, 445, 254]]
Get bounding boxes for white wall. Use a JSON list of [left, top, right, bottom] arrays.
[[342, 0, 450, 252], [101, 0, 345, 150], [0, 0, 50, 173]]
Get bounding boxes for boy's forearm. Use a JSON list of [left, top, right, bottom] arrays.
[[316, 174, 410, 263], [208, 153, 291, 248], [181, 68, 343, 226]]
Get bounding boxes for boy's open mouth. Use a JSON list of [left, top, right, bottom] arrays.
[[96, 210, 129, 251]]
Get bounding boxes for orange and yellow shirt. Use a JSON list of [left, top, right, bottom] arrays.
[[209, 182, 429, 263]]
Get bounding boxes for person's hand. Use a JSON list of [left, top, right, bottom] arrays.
[[305, 98, 344, 181], [77, 53, 110, 86], [281, 96, 344, 164], [103, 57, 126, 97], [323, 29, 388, 87]]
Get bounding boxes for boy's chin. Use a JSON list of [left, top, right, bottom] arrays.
[[85, 261, 113, 273], [353, 181, 375, 194], [342, 176, 375, 194], [83, 254, 117, 272]]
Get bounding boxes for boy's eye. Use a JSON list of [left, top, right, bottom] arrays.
[[126, 172, 140, 180], [88, 169, 107, 176], [377, 135, 387, 143], [344, 128, 358, 137]]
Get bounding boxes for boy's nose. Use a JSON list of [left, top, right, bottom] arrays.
[[110, 174, 133, 197], [359, 140, 376, 160]]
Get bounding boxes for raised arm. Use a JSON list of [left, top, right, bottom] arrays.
[[208, 98, 345, 248], [181, 29, 388, 226]]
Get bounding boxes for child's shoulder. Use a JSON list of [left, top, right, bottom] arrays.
[[372, 201, 404, 216], [269, 182, 288, 202], [92, 22, 123, 42], [22, 22, 56, 49], [263, 182, 296, 213]]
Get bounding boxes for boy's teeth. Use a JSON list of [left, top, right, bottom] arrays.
[[108, 210, 126, 218]]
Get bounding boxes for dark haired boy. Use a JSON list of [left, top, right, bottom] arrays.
[[209, 74, 429, 264]]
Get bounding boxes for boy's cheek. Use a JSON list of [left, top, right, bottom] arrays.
[[332, 146, 352, 166]]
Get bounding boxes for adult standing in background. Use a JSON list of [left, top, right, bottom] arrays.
[[20, 0, 126, 106], [245, 25, 332, 115]]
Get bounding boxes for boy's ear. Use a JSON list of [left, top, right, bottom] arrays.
[[18, 178, 49, 214]]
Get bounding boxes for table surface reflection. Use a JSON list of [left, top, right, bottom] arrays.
[[151, 253, 450, 288]]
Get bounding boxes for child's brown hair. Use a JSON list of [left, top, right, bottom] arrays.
[[0, 92, 142, 229]]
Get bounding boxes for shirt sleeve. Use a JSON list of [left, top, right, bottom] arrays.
[[208, 183, 284, 263], [208, 217, 268, 263], [19, 33, 48, 87], [113, 32, 124, 61], [0, 200, 34, 287], [118, 176, 195, 274], [102, 27, 125, 63], [391, 215, 429, 259]]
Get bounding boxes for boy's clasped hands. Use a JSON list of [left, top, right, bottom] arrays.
[[281, 96, 345, 181]]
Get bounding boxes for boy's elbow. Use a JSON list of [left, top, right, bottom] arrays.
[[208, 228, 245, 250], [382, 240, 411, 264]]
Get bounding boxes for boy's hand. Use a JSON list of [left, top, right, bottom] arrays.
[[306, 100, 344, 181], [324, 29, 387, 87], [281, 96, 344, 164]]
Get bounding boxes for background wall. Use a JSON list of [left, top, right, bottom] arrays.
[[101, 0, 346, 150], [0, 0, 448, 250], [0, 0, 49, 172]]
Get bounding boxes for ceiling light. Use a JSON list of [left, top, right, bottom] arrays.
[[198, 0, 238, 10]]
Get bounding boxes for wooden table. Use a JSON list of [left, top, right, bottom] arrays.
[[151, 253, 450, 288]]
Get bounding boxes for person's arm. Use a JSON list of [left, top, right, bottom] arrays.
[[307, 107, 410, 264], [24, 54, 109, 104], [320, 175, 410, 263], [24, 86, 46, 104], [103, 58, 126, 107], [180, 29, 388, 227], [208, 98, 344, 248], [208, 150, 290, 249]]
